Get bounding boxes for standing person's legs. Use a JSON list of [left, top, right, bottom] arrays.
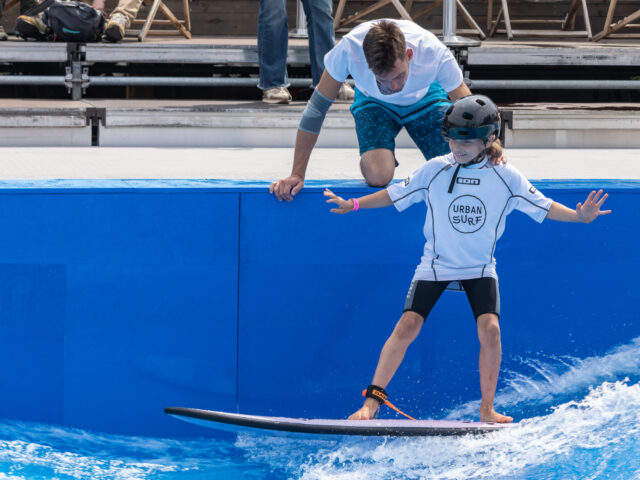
[[461, 277, 512, 423], [349, 311, 425, 420], [302, 0, 353, 100], [476, 313, 512, 422], [301, 0, 334, 86], [110, 0, 143, 23], [104, 0, 144, 42], [0, 0, 7, 40], [14, 0, 50, 39], [258, 0, 291, 103], [349, 280, 449, 420]]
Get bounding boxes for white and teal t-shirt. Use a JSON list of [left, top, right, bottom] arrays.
[[387, 154, 553, 281], [323, 19, 463, 106]]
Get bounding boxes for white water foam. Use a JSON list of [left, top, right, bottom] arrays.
[[0, 422, 242, 480], [0, 434, 180, 480], [445, 336, 640, 420], [267, 379, 640, 480], [234, 336, 640, 479]]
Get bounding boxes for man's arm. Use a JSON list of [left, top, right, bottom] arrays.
[[447, 81, 472, 102], [270, 70, 343, 202], [546, 190, 611, 223]]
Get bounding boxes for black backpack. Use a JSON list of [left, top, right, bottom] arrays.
[[16, 0, 104, 42]]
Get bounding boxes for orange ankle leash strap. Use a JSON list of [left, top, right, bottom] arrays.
[[362, 387, 416, 421]]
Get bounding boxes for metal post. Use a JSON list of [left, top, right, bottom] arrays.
[[67, 63, 82, 100], [65, 43, 88, 100], [289, 0, 308, 38], [441, 0, 480, 47]]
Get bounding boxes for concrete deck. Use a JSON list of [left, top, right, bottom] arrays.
[[1, 100, 640, 148], [0, 147, 637, 181]]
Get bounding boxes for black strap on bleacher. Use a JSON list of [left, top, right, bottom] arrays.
[[22, 0, 56, 17]]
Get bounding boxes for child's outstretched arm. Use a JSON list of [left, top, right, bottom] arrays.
[[324, 188, 392, 214], [546, 190, 612, 223]]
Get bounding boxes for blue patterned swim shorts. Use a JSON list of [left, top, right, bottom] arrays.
[[350, 82, 452, 163]]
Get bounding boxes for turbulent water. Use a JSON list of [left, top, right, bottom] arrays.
[[1, 337, 639, 480]]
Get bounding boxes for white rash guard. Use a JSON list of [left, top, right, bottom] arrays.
[[387, 153, 553, 282]]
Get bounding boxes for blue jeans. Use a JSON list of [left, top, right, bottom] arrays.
[[258, 0, 335, 90]]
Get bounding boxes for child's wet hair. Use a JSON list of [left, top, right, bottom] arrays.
[[488, 138, 503, 161]]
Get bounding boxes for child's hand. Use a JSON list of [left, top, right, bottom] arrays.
[[576, 190, 612, 223], [324, 188, 354, 214]]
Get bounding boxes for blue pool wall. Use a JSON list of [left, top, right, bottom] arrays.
[[0, 179, 636, 437]]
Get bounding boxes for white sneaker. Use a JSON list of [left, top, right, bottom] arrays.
[[104, 12, 127, 43], [262, 86, 292, 104], [336, 82, 355, 102]]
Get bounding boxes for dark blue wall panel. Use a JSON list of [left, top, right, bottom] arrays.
[[0, 190, 239, 436], [237, 190, 423, 419], [0, 264, 65, 424], [497, 190, 638, 366], [64, 264, 237, 436]]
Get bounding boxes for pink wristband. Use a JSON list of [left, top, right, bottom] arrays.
[[352, 198, 360, 211]]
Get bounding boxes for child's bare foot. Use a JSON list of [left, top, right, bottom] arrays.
[[348, 404, 378, 420], [479, 407, 513, 423]]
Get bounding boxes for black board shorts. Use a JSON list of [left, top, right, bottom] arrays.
[[404, 277, 500, 321]]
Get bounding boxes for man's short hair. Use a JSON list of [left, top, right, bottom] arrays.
[[362, 20, 407, 75]]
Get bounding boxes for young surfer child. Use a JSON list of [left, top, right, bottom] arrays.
[[324, 94, 611, 423]]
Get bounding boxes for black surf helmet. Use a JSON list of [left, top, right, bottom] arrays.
[[441, 95, 500, 143]]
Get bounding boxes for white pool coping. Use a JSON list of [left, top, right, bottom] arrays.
[[0, 147, 637, 181]]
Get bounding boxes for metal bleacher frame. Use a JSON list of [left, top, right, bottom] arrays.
[[408, 0, 485, 39], [593, 0, 640, 42], [127, 0, 191, 42], [3, 0, 18, 12], [2, 0, 640, 99], [486, 0, 592, 40], [333, 0, 412, 31], [333, 0, 484, 39]]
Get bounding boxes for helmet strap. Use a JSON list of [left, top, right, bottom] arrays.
[[461, 149, 487, 168]]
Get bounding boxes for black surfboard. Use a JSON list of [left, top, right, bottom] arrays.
[[165, 407, 515, 437]]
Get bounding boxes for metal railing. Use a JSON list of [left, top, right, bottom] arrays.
[[1, 76, 638, 90], [1, 4, 638, 99]]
